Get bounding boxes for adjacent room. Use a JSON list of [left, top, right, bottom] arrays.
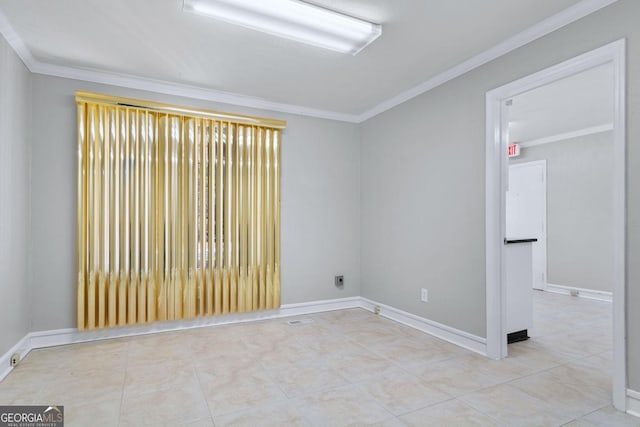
[[1, 0, 639, 425]]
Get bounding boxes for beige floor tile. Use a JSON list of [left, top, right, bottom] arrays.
[[183, 417, 215, 427], [127, 343, 193, 367], [0, 363, 48, 404], [36, 370, 125, 407], [255, 340, 322, 370], [292, 384, 395, 426], [295, 335, 368, 360], [540, 361, 611, 394], [562, 420, 598, 426], [267, 362, 350, 398], [213, 401, 311, 427], [119, 381, 210, 426], [360, 370, 451, 416], [239, 320, 299, 342], [454, 353, 536, 384], [197, 366, 287, 416], [507, 339, 571, 372], [459, 383, 573, 427], [311, 308, 373, 324], [366, 418, 410, 427], [285, 321, 341, 343], [344, 326, 411, 348], [509, 373, 610, 419], [123, 360, 199, 397], [192, 350, 262, 375], [399, 399, 500, 427], [325, 349, 404, 384], [531, 332, 610, 360], [368, 336, 464, 372], [20, 341, 127, 376], [0, 376, 41, 404], [574, 351, 613, 373], [190, 328, 254, 356], [64, 397, 121, 427], [416, 355, 506, 396], [580, 405, 640, 426]]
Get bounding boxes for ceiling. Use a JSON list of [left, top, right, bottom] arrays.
[[0, 0, 608, 119], [508, 62, 614, 143]]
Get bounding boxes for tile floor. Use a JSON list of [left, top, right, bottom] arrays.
[[1, 291, 638, 426]]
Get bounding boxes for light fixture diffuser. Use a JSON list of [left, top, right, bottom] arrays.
[[183, 0, 381, 55]]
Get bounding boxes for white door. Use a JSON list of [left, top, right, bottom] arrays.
[[506, 161, 547, 290]]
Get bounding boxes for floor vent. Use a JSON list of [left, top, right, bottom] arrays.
[[287, 318, 314, 326]]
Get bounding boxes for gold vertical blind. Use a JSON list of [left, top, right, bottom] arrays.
[[76, 92, 285, 330]]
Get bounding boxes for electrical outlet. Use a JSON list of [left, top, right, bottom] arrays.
[[373, 305, 380, 315], [421, 288, 429, 302], [335, 275, 344, 287], [10, 353, 20, 367]]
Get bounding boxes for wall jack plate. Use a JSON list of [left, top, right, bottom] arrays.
[[335, 275, 344, 287], [10, 353, 20, 367]]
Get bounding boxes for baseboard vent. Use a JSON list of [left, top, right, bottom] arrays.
[[287, 318, 314, 326]]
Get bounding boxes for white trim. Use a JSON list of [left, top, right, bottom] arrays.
[[545, 284, 613, 302], [25, 296, 362, 350], [0, 6, 36, 67], [31, 63, 360, 123], [485, 39, 626, 409], [0, 0, 618, 123], [357, 0, 618, 122], [485, 87, 505, 360], [611, 37, 627, 414], [627, 389, 640, 418], [0, 334, 30, 382], [519, 123, 614, 148], [360, 298, 487, 356], [1, 295, 488, 381]]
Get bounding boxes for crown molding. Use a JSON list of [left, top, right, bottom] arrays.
[[0, 4, 36, 67], [29, 62, 361, 123], [1, 0, 618, 124], [357, 0, 619, 122]]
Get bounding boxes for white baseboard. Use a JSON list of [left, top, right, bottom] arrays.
[[360, 297, 487, 355], [0, 334, 30, 381], [28, 296, 363, 349], [546, 283, 613, 302], [1, 295, 487, 381], [1, 296, 362, 381], [627, 389, 640, 417]]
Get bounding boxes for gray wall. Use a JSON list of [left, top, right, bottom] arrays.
[[511, 132, 614, 292], [360, 0, 640, 388], [29, 75, 361, 331], [0, 35, 31, 355]]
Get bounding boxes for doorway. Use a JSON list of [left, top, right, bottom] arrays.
[[484, 39, 626, 410]]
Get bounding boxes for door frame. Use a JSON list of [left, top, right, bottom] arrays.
[[507, 160, 547, 291], [484, 39, 626, 410]]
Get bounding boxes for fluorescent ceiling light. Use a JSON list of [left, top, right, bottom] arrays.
[[183, 0, 381, 55]]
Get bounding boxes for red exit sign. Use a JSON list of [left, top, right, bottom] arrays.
[[508, 144, 520, 157]]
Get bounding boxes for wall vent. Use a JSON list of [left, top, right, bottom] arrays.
[[287, 318, 314, 326]]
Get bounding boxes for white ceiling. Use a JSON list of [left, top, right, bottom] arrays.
[[0, 0, 609, 119], [508, 62, 614, 143]]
